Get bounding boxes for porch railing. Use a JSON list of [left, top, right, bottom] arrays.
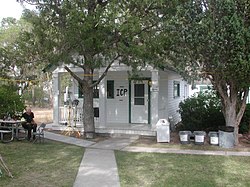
[[59, 106, 83, 124]]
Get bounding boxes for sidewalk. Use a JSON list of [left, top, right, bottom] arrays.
[[44, 131, 250, 187], [44, 131, 138, 187]]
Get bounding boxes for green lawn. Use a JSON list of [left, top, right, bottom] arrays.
[[116, 151, 250, 187], [2, 138, 250, 187], [0, 140, 84, 187]]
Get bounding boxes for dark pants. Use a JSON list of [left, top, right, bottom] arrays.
[[22, 123, 37, 140]]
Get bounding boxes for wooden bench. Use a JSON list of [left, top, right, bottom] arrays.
[[0, 130, 12, 143]]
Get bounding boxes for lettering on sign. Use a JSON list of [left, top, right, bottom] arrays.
[[116, 88, 128, 97]]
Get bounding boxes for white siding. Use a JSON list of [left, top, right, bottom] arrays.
[[167, 76, 189, 125], [106, 72, 129, 123], [158, 72, 168, 120]]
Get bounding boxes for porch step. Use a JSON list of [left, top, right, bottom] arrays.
[[95, 128, 156, 137]]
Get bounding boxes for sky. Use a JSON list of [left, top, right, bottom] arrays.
[[0, 0, 33, 21]]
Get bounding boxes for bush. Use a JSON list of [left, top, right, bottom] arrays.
[[239, 104, 250, 134], [178, 91, 225, 132], [0, 85, 25, 119]]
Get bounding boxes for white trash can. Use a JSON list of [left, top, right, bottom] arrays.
[[156, 119, 170, 143], [179, 131, 192, 144], [208, 131, 219, 145], [193, 131, 206, 145]]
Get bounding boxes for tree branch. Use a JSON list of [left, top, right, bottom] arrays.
[[236, 87, 249, 125], [90, 54, 121, 88], [64, 65, 86, 86]]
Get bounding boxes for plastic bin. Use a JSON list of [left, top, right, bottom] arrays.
[[193, 131, 206, 145], [208, 131, 219, 145], [219, 126, 234, 148], [179, 131, 192, 144], [156, 119, 170, 143]]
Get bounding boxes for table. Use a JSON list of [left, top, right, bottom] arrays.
[[0, 120, 25, 141]]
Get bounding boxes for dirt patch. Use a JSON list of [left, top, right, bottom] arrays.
[[46, 129, 110, 143], [134, 132, 250, 151], [32, 108, 53, 124]]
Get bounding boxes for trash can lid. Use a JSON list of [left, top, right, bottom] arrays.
[[156, 119, 169, 126], [193, 131, 206, 135], [218, 126, 234, 132], [179, 131, 192, 135]]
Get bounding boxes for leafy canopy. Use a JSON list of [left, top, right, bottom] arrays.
[[165, 0, 250, 88]]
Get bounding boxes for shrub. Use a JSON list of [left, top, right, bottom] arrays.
[[0, 85, 25, 119], [178, 91, 225, 132], [239, 104, 250, 134]]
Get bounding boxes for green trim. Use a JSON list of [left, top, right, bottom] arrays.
[[148, 80, 151, 125], [129, 78, 151, 124], [129, 80, 131, 123]]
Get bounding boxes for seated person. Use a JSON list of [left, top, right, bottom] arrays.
[[22, 108, 37, 140]]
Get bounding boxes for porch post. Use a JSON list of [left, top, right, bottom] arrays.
[[151, 70, 159, 129], [52, 71, 60, 125], [98, 69, 107, 128]]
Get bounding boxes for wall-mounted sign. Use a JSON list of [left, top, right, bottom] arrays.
[[116, 88, 128, 97]]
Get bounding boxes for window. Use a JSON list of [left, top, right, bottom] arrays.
[[184, 84, 188, 98], [78, 86, 83, 98], [93, 81, 99, 98], [173, 81, 180, 98], [78, 81, 99, 98], [134, 84, 145, 105], [107, 80, 114, 99]]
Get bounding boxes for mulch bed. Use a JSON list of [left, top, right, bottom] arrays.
[[46, 128, 250, 149]]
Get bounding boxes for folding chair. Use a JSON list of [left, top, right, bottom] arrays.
[[33, 123, 46, 143]]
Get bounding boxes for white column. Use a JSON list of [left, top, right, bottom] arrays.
[[52, 71, 60, 125], [98, 70, 107, 128], [151, 70, 159, 130]]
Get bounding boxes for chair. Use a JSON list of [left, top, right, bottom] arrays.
[[33, 123, 46, 143]]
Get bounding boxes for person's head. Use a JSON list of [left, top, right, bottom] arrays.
[[26, 108, 32, 114]]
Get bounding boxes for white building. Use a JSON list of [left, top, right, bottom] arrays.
[[51, 63, 189, 136]]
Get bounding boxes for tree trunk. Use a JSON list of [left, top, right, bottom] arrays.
[[82, 68, 95, 139], [215, 82, 248, 147], [223, 101, 238, 145], [221, 90, 248, 146]]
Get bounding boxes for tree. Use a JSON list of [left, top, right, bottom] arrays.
[[0, 85, 25, 119], [0, 16, 53, 106], [164, 0, 250, 145], [18, 0, 178, 138]]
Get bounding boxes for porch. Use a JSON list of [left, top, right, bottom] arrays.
[[57, 106, 156, 136], [49, 122, 156, 137]]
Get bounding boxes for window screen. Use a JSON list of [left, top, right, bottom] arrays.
[[134, 84, 145, 105]]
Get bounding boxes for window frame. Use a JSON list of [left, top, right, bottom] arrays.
[[107, 80, 114, 99], [173, 81, 180, 98]]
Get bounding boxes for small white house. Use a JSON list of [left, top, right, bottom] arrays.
[[51, 63, 189, 135]]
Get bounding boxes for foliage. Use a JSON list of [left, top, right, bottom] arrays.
[[17, 0, 180, 137], [239, 104, 250, 134], [0, 85, 25, 118], [22, 85, 50, 107], [0, 16, 53, 107], [178, 91, 225, 131], [160, 0, 250, 144]]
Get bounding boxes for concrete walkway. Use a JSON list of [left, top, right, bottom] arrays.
[[73, 149, 120, 187], [44, 131, 250, 187], [45, 131, 137, 187]]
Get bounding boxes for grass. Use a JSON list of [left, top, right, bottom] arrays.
[[1, 129, 249, 187], [116, 151, 250, 187], [0, 140, 84, 187], [131, 137, 250, 152]]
